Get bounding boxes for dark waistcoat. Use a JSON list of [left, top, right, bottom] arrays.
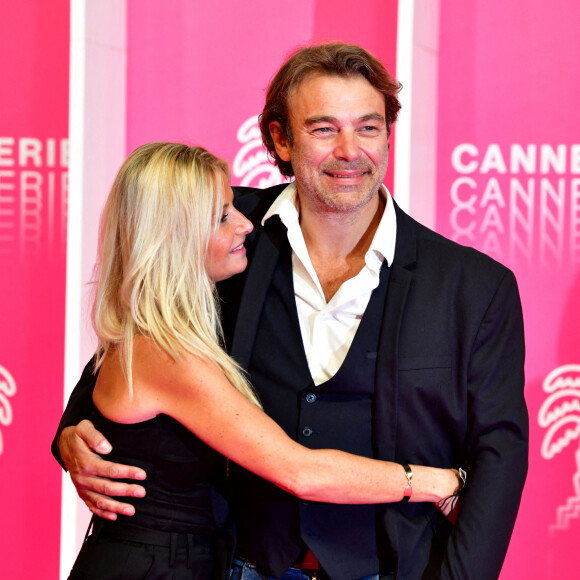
[[231, 240, 391, 580]]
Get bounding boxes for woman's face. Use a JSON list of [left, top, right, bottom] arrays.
[[205, 179, 253, 282]]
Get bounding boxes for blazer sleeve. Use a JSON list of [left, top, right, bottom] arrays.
[[441, 269, 529, 579], [50, 357, 98, 470]]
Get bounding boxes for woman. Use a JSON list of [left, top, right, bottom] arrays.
[[68, 143, 462, 579]]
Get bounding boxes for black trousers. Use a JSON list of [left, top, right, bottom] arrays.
[[68, 517, 217, 580]]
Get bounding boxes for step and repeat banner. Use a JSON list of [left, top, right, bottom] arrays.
[[0, 1, 69, 579], [124, 0, 398, 192], [435, 1, 580, 578], [1, 0, 578, 578]]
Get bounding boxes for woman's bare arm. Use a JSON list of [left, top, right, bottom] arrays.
[[93, 340, 460, 506]]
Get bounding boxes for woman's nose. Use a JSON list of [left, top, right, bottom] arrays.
[[234, 210, 253, 235]]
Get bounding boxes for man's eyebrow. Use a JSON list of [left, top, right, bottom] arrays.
[[304, 115, 338, 126], [304, 113, 386, 126], [359, 113, 386, 124]]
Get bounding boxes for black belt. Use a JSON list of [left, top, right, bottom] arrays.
[[87, 516, 213, 568]]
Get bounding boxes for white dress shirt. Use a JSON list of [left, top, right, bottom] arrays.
[[262, 182, 397, 385]]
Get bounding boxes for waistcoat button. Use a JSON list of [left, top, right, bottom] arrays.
[[302, 427, 313, 437], [306, 393, 316, 403]]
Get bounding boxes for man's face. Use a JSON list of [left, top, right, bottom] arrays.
[[274, 74, 390, 215]]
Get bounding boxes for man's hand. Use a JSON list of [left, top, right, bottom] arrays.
[[59, 420, 147, 521], [438, 495, 462, 523], [436, 467, 465, 523]]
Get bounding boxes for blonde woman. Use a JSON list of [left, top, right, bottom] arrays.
[[64, 143, 461, 579]]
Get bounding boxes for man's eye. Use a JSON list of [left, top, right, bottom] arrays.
[[312, 127, 333, 134], [361, 125, 379, 132]]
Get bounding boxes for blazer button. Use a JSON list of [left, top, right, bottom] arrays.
[[306, 393, 316, 403], [302, 427, 313, 437]]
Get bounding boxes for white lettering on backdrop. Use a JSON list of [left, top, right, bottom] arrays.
[[448, 143, 580, 267], [0, 364, 17, 455], [0, 136, 68, 256]]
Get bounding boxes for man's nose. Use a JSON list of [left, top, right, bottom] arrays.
[[334, 130, 361, 161]]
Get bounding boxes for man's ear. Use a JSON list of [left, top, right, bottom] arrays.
[[269, 121, 291, 162]]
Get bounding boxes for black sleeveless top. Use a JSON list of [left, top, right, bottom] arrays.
[[90, 404, 227, 535]]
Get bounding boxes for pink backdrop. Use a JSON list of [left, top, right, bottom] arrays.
[[435, 1, 580, 577], [0, 1, 69, 578], [126, 0, 398, 193], [2, 1, 578, 578]]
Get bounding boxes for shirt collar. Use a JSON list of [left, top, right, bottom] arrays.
[[262, 182, 397, 267]]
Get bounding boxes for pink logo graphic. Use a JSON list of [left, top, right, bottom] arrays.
[[0, 364, 17, 455], [232, 115, 287, 188], [538, 364, 580, 533]]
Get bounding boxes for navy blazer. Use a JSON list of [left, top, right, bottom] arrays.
[[219, 184, 528, 580]]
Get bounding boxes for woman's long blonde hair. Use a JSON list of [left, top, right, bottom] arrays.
[[92, 142, 260, 406]]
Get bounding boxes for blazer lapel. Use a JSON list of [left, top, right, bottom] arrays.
[[373, 200, 419, 570], [374, 263, 412, 459], [374, 200, 417, 461], [230, 216, 287, 369]]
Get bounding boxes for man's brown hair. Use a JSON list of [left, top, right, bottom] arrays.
[[260, 42, 402, 177]]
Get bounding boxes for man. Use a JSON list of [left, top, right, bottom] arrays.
[[53, 43, 528, 579]]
